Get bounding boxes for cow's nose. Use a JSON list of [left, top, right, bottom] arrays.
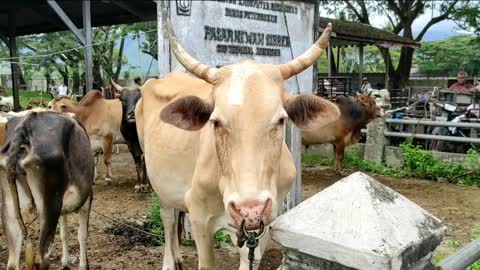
[[228, 198, 272, 230], [127, 111, 135, 119]]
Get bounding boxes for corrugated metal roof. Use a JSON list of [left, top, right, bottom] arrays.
[[320, 17, 420, 48]]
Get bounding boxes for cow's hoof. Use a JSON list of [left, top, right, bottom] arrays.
[[334, 170, 346, 176], [140, 184, 150, 193], [104, 178, 112, 186], [175, 260, 184, 270], [133, 185, 141, 193]]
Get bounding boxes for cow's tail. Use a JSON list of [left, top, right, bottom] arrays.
[[1, 114, 35, 269]]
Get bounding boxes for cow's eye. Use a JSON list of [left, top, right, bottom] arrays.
[[277, 117, 286, 125], [212, 119, 222, 128]]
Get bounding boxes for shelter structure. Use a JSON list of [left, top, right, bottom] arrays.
[[0, 0, 156, 110], [317, 17, 420, 98]]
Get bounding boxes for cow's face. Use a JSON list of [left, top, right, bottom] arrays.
[[111, 80, 141, 123], [47, 96, 74, 113], [160, 21, 339, 230], [358, 93, 384, 121]]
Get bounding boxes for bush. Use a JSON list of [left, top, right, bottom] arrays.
[[302, 141, 480, 186]]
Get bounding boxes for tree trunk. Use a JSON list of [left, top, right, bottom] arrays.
[[63, 66, 69, 86], [72, 65, 80, 93], [93, 57, 103, 89], [15, 64, 27, 90], [114, 37, 125, 80]]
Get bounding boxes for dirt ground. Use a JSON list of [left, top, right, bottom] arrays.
[[0, 145, 479, 269]]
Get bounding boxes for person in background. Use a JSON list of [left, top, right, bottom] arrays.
[[449, 71, 475, 92], [360, 77, 372, 93], [57, 82, 69, 96], [134, 77, 142, 87]]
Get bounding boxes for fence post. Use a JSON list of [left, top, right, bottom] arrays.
[[364, 117, 386, 163]]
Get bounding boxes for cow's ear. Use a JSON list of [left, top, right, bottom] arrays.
[[160, 96, 214, 131], [283, 93, 340, 129]]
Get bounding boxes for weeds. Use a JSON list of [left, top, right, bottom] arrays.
[[149, 193, 165, 246], [303, 140, 480, 186], [149, 193, 231, 247]]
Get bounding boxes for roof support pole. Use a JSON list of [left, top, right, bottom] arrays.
[[359, 45, 364, 90], [8, 10, 20, 111], [83, 1, 93, 92], [47, 1, 86, 45], [385, 48, 389, 89]]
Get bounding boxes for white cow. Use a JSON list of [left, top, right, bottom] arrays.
[[135, 21, 339, 270]]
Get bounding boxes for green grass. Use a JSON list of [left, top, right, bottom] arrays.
[[0, 89, 53, 108], [149, 193, 165, 246], [303, 140, 480, 186], [149, 193, 231, 247]]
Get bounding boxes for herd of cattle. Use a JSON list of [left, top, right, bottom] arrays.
[[0, 22, 383, 270]]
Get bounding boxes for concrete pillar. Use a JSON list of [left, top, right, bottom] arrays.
[[271, 172, 445, 270], [364, 117, 386, 163]]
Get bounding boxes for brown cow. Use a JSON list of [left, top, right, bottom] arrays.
[[302, 93, 384, 172], [48, 91, 125, 185], [26, 98, 47, 109]]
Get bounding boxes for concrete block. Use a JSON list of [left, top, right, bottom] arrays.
[[271, 172, 446, 270], [364, 118, 386, 163]]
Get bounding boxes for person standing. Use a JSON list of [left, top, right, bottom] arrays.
[[360, 77, 372, 93], [57, 82, 69, 96]]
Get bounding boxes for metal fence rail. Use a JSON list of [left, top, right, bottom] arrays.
[[386, 118, 480, 129], [438, 238, 480, 270], [384, 131, 480, 144]]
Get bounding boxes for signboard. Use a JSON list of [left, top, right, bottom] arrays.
[[157, 0, 316, 94]]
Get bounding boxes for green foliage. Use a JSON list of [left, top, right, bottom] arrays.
[[149, 194, 232, 247], [446, 239, 461, 249], [414, 35, 480, 76], [0, 90, 53, 108], [400, 140, 480, 185], [213, 231, 231, 248], [149, 193, 165, 246], [303, 141, 480, 186], [302, 153, 333, 166]]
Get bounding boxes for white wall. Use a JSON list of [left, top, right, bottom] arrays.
[[157, 0, 315, 94]]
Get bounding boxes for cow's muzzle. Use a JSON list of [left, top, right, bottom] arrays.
[[228, 198, 272, 230]]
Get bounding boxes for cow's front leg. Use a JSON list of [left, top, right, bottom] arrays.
[[102, 135, 114, 185], [333, 143, 346, 175], [190, 213, 215, 270], [160, 206, 183, 270]]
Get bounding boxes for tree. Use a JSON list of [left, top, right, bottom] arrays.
[[322, 0, 475, 88], [415, 35, 480, 76]]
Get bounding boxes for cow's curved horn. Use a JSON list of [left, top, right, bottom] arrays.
[[166, 18, 217, 83], [278, 23, 332, 80], [110, 79, 124, 92]]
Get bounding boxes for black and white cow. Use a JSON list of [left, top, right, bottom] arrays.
[[1, 111, 95, 270]]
